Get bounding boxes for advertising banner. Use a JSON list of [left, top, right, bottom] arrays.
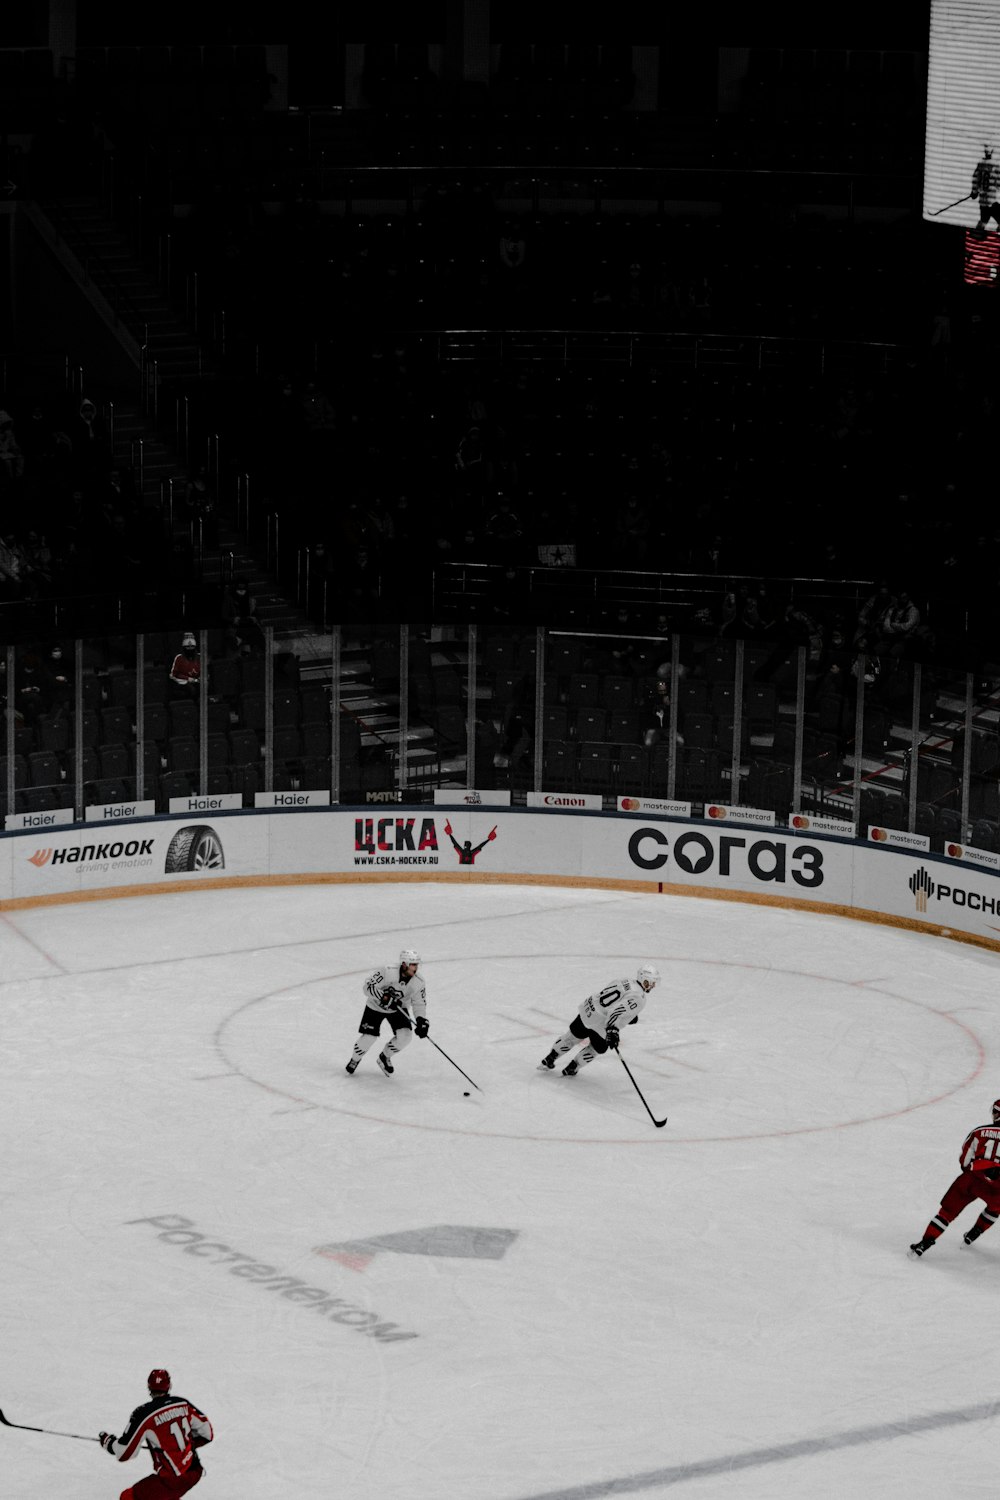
[[526, 791, 603, 811], [4, 803, 1000, 951], [432, 788, 512, 807], [868, 826, 931, 852], [703, 803, 776, 827], [255, 790, 331, 808], [617, 796, 692, 818], [788, 812, 856, 839], [943, 841, 1000, 872], [5, 808, 75, 832], [7, 815, 269, 900], [85, 800, 156, 823], [169, 793, 243, 814]]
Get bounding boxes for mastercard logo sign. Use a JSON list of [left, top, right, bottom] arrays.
[[621, 798, 640, 811], [871, 827, 888, 842], [791, 815, 810, 829], [947, 843, 963, 858], [707, 805, 726, 819]]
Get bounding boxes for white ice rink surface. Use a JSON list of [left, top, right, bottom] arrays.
[[2, 880, 1000, 1500]]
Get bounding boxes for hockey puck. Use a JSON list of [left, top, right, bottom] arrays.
[[463, 1091, 471, 1096]]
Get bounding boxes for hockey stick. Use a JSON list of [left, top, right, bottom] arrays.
[[617, 1051, 668, 1128], [426, 1036, 483, 1092], [0, 1407, 98, 1442], [929, 192, 977, 216]]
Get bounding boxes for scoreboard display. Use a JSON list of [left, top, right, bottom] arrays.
[[924, 0, 1000, 237]]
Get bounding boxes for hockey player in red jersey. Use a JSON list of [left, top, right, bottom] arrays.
[[909, 1099, 1000, 1257], [99, 1368, 213, 1497]]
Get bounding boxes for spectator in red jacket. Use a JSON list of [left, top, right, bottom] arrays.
[[169, 634, 201, 694]]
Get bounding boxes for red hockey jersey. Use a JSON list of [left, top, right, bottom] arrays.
[[960, 1122, 1000, 1174], [108, 1392, 212, 1479]]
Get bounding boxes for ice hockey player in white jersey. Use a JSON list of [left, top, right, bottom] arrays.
[[538, 965, 660, 1076], [345, 948, 428, 1077]]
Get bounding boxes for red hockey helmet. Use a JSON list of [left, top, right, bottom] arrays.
[[147, 1369, 171, 1394]]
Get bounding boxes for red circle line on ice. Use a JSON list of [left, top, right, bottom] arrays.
[[212, 954, 987, 1146]]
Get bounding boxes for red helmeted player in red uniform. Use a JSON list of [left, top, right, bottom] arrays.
[[99, 1368, 213, 1498], [909, 1099, 1000, 1257]]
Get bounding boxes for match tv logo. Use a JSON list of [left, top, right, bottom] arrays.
[[28, 849, 53, 867], [909, 867, 935, 912]]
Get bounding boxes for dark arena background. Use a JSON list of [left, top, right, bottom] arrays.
[[8, 6, 1000, 1500]]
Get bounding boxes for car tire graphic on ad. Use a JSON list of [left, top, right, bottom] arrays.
[[164, 824, 225, 873]]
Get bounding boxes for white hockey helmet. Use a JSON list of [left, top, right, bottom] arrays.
[[400, 948, 421, 967], [637, 964, 660, 990]]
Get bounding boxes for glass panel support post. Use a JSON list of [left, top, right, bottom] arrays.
[[792, 645, 806, 815], [666, 635, 680, 801], [330, 625, 342, 805], [851, 657, 866, 833], [533, 626, 546, 793], [263, 626, 275, 792], [397, 624, 410, 801]]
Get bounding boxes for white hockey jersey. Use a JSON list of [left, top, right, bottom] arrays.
[[363, 963, 428, 1021], [578, 976, 647, 1037]]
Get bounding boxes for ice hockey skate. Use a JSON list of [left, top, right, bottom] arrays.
[[908, 1238, 934, 1258], [345, 1057, 359, 1075], [377, 1052, 394, 1077], [963, 1228, 982, 1245], [537, 1052, 557, 1071], [562, 1060, 579, 1077]]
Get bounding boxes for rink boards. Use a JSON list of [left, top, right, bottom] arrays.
[[1, 805, 999, 952]]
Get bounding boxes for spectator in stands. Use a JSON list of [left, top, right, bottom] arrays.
[[169, 633, 201, 694], [854, 582, 894, 647], [754, 601, 818, 683], [614, 495, 651, 562], [222, 578, 260, 656], [73, 398, 109, 485], [873, 590, 920, 658], [45, 644, 72, 709], [640, 673, 674, 749], [16, 652, 52, 726], [497, 221, 527, 297], [0, 411, 25, 494], [184, 467, 218, 549], [483, 494, 525, 563]]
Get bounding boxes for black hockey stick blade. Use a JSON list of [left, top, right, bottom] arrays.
[[929, 192, 977, 216], [617, 1052, 668, 1128], [427, 1036, 483, 1092], [0, 1407, 98, 1442]]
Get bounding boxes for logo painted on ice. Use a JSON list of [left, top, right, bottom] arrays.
[[314, 1225, 519, 1271], [27, 848, 53, 866]]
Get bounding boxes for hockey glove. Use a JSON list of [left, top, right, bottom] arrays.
[[99, 1433, 116, 1453], [628, 1016, 638, 1024], [983, 1166, 1000, 1180], [382, 986, 403, 1006], [414, 1016, 429, 1039], [605, 1026, 620, 1050]]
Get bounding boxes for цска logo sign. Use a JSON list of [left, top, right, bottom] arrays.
[[628, 827, 824, 886]]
